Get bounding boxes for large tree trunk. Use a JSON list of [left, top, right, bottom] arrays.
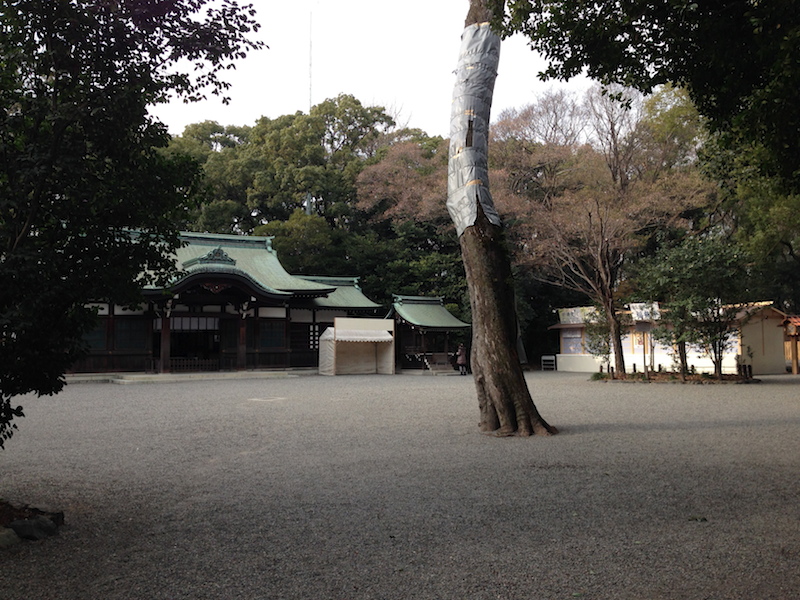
[[605, 302, 626, 376], [712, 340, 724, 380], [450, 0, 556, 436], [461, 210, 556, 435], [677, 340, 688, 381]]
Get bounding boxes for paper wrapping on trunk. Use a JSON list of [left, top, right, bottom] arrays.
[[447, 22, 502, 237]]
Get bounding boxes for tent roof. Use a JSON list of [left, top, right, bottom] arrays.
[[155, 232, 335, 299], [320, 328, 393, 342], [392, 295, 470, 331]]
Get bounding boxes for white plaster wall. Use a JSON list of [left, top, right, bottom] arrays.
[[556, 354, 604, 373], [557, 349, 739, 375], [742, 315, 788, 374]]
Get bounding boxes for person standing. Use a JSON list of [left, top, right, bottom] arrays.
[[456, 343, 468, 375]]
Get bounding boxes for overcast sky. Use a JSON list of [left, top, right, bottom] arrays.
[[151, 0, 591, 138]]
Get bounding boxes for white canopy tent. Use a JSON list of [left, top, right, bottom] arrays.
[[318, 317, 395, 376]]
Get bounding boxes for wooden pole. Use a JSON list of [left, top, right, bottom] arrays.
[[237, 317, 247, 370], [159, 315, 171, 374]]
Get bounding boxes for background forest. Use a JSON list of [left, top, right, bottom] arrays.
[[167, 88, 800, 364]]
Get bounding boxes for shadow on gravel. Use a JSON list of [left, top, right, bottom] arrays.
[[560, 415, 800, 435]]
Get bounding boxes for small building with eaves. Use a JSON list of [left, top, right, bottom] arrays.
[[390, 295, 471, 372]]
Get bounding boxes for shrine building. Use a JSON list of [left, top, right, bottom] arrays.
[[72, 232, 383, 373]]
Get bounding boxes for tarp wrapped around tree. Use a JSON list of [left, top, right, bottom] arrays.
[[318, 318, 395, 376]]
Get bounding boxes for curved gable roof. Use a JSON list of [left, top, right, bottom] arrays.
[[169, 232, 335, 299], [392, 295, 470, 330]]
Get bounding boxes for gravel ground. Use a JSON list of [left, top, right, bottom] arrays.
[[0, 371, 798, 600]]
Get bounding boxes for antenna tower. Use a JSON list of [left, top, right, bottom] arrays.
[[309, 11, 313, 112]]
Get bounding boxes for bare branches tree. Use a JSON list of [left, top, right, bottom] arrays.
[[495, 85, 711, 376]]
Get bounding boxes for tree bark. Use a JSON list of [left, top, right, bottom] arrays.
[[605, 302, 626, 376], [461, 210, 556, 435], [678, 340, 688, 381], [466, 0, 493, 24], [712, 340, 724, 380], [454, 0, 557, 436]]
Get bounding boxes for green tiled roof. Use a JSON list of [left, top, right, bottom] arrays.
[[392, 295, 470, 330], [297, 276, 383, 310], [167, 232, 335, 298]]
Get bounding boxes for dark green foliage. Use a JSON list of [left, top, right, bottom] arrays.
[[632, 234, 754, 378], [254, 210, 342, 275], [698, 135, 800, 312], [372, 221, 467, 309], [178, 95, 395, 232], [0, 0, 263, 447], [512, 273, 587, 363], [492, 0, 800, 194]]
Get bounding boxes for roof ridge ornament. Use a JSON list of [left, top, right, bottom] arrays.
[[198, 246, 236, 265]]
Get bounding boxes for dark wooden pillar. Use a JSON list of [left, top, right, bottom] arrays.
[[107, 304, 115, 355], [159, 315, 171, 373], [285, 304, 291, 368], [237, 316, 247, 370]]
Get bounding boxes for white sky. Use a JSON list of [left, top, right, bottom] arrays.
[[151, 0, 591, 138]]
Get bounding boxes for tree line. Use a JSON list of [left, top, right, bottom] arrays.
[[168, 86, 800, 378]]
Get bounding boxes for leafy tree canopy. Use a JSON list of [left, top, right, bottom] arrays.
[[698, 136, 800, 312], [176, 94, 396, 232], [254, 209, 340, 275], [0, 0, 263, 447], [631, 233, 755, 378], [491, 0, 800, 192]]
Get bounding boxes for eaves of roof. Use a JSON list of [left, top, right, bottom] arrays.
[[297, 276, 382, 310], [392, 295, 470, 330]]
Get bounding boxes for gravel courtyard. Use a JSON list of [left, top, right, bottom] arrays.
[[1, 371, 798, 600]]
